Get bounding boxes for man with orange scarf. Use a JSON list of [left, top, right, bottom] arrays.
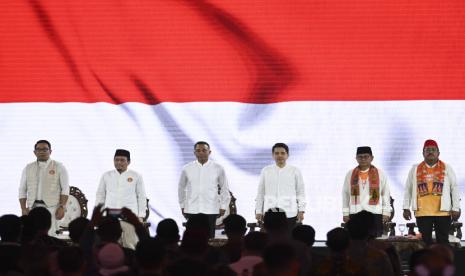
[[403, 140, 460, 245], [342, 146, 391, 237]]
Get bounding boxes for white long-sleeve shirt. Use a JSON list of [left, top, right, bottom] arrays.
[[403, 162, 460, 212], [19, 159, 69, 203], [342, 167, 391, 217], [178, 160, 230, 214], [255, 164, 306, 218], [96, 169, 147, 217]]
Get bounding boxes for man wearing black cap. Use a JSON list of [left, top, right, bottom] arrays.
[[403, 139, 460, 245], [342, 146, 391, 237], [96, 149, 147, 248]]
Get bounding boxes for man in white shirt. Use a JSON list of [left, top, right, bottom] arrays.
[[96, 149, 147, 248], [178, 141, 231, 238], [342, 146, 391, 237], [19, 140, 69, 236], [255, 143, 306, 228]]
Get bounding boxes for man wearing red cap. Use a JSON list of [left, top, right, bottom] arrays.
[[403, 140, 460, 245], [342, 146, 392, 237]]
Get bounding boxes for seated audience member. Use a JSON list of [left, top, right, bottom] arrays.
[[28, 206, 68, 249], [0, 214, 23, 274], [292, 224, 315, 247], [229, 231, 267, 275], [256, 243, 299, 276], [220, 214, 247, 263], [368, 237, 402, 276], [20, 214, 35, 244], [346, 210, 394, 276], [155, 218, 180, 244], [408, 248, 454, 276], [263, 209, 290, 240], [292, 224, 326, 270], [154, 218, 180, 264], [68, 217, 90, 245], [181, 214, 210, 258], [165, 258, 208, 276], [80, 205, 147, 275], [96, 242, 129, 276], [206, 264, 236, 276], [316, 227, 366, 276], [181, 213, 227, 265], [57, 246, 86, 276], [262, 209, 311, 275], [135, 238, 166, 276], [20, 242, 51, 275], [429, 243, 454, 265], [97, 216, 123, 244]]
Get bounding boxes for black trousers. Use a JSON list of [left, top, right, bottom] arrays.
[[349, 213, 384, 237], [185, 213, 218, 238], [416, 216, 451, 245]]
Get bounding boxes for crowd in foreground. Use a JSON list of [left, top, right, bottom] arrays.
[[0, 207, 457, 276]]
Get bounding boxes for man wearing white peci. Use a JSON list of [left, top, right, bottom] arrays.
[[255, 143, 306, 229], [96, 149, 147, 249]]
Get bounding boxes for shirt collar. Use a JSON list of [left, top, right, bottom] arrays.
[[195, 159, 210, 166], [115, 169, 128, 175], [274, 163, 287, 169], [37, 158, 51, 166]]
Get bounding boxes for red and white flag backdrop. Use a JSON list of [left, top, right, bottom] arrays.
[[1, 0, 464, 238]]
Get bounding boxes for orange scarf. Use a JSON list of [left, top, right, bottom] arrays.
[[350, 165, 380, 205], [416, 160, 445, 197]]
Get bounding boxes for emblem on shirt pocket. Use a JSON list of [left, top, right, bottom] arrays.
[[49, 170, 55, 175], [127, 177, 133, 183]]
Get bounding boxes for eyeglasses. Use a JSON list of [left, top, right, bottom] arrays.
[[424, 148, 438, 153], [35, 148, 50, 152], [356, 154, 372, 159]]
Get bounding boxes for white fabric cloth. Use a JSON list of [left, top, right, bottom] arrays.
[[178, 160, 230, 214], [119, 220, 138, 250], [96, 169, 147, 217], [255, 164, 306, 218], [403, 162, 460, 212], [342, 167, 391, 217], [19, 159, 69, 208]]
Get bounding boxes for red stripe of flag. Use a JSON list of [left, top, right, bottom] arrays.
[[1, 0, 464, 104]]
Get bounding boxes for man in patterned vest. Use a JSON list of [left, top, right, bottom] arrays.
[[19, 140, 69, 236], [403, 139, 460, 245], [342, 146, 391, 237]]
